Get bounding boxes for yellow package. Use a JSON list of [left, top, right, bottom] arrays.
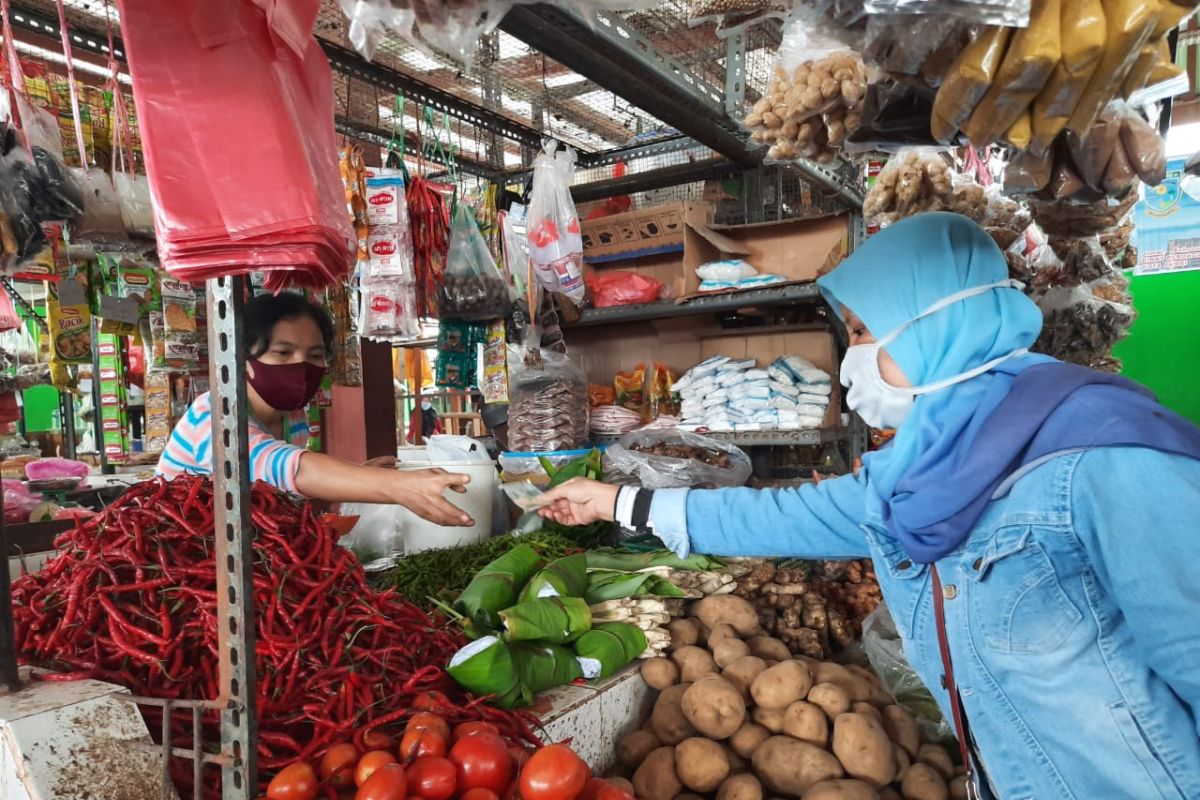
[[1066, 0, 1161, 135], [1145, 60, 1185, 87], [1029, 0, 1106, 153], [1004, 110, 1033, 150], [931, 27, 1013, 143], [46, 272, 93, 374], [964, 0, 1062, 146], [1123, 38, 1169, 98]]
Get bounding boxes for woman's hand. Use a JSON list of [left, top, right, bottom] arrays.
[[363, 455, 398, 469], [538, 478, 619, 527], [392, 468, 474, 527]]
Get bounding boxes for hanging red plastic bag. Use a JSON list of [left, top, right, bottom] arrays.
[[439, 203, 510, 321], [586, 270, 662, 308], [527, 142, 585, 305]]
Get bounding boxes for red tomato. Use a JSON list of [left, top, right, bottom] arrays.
[[411, 691, 450, 712], [406, 757, 457, 800], [448, 732, 512, 794], [507, 744, 531, 772], [460, 789, 500, 800], [400, 728, 448, 762], [267, 762, 319, 800], [454, 721, 500, 740], [356, 751, 399, 788], [320, 743, 360, 789], [356, 763, 408, 800], [578, 779, 634, 800], [501, 779, 519, 800], [405, 712, 451, 741], [519, 744, 589, 800], [363, 729, 397, 751]]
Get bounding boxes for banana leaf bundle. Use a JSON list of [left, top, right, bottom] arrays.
[[500, 596, 592, 643], [448, 636, 585, 708], [573, 622, 647, 679], [583, 569, 687, 605], [585, 548, 725, 572], [519, 553, 589, 602], [455, 545, 543, 630]]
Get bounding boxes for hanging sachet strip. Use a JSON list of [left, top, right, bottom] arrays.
[[53, 0, 90, 166]]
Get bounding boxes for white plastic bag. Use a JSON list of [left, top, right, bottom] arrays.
[[862, 605, 955, 743], [339, 502, 404, 569], [113, 172, 154, 237], [863, 0, 1029, 27], [70, 167, 127, 246], [427, 434, 491, 463], [527, 143, 585, 305], [603, 428, 753, 489]]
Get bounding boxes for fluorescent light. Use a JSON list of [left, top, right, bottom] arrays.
[[403, 50, 445, 72], [544, 73, 586, 88], [2, 37, 131, 84], [504, 152, 523, 167]]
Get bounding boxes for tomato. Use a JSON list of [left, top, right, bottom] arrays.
[[406, 756, 457, 800], [507, 744, 531, 772], [578, 779, 634, 800], [410, 691, 450, 712], [454, 721, 500, 740], [460, 789, 500, 800], [356, 750, 399, 788], [363, 729, 397, 750], [501, 779, 519, 800], [266, 762, 319, 800], [356, 763, 408, 800], [405, 712, 451, 741], [519, 744, 589, 800], [320, 743, 360, 789], [399, 728, 448, 762], [448, 732, 512, 794]]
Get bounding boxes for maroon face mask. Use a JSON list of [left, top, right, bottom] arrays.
[[247, 359, 326, 411]]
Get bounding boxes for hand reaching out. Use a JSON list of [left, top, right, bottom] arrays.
[[537, 478, 619, 527]]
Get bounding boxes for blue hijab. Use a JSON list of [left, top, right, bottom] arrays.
[[817, 212, 1200, 563]]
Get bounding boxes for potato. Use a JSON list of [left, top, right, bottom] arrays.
[[708, 623, 740, 646], [668, 619, 701, 652], [673, 646, 718, 683], [832, 712, 896, 788], [635, 747, 683, 800], [675, 794, 705, 800], [917, 745, 954, 782], [693, 620, 711, 645], [894, 745, 911, 779], [814, 662, 871, 703], [846, 665, 883, 690], [607, 778, 635, 795], [751, 660, 815, 709], [693, 595, 760, 637], [642, 657, 680, 690], [682, 675, 747, 739], [729, 722, 772, 759], [808, 682, 851, 720], [752, 705, 786, 734], [746, 636, 792, 662], [617, 729, 661, 769], [852, 702, 882, 722], [725, 745, 751, 774], [802, 780, 881, 800], [881, 706, 920, 758], [900, 764, 948, 800], [714, 638, 752, 669], [723, 656, 768, 701], [652, 683, 697, 745], [880, 790, 902, 800], [782, 701, 829, 747], [948, 777, 967, 800], [718, 774, 763, 800], [751, 736, 844, 797], [676, 738, 731, 793]]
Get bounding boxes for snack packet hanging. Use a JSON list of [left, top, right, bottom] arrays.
[[439, 203, 510, 321], [930, 26, 1013, 144], [527, 143, 585, 305], [863, 0, 1030, 26]]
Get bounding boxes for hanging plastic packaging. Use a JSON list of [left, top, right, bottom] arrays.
[[863, 0, 1030, 26], [439, 203, 511, 321], [585, 270, 662, 309], [113, 172, 154, 237], [507, 342, 588, 453], [930, 26, 1012, 144], [70, 167, 127, 246], [602, 429, 753, 490], [360, 277, 419, 340], [527, 143, 585, 305]]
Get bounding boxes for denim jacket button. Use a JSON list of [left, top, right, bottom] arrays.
[[943, 584, 958, 600], [897, 560, 912, 570]]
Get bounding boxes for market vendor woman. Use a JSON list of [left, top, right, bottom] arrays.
[[540, 213, 1200, 799], [157, 292, 473, 526]]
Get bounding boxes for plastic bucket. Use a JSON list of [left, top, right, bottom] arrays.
[[396, 461, 498, 554]]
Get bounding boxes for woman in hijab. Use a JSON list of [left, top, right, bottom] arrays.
[[539, 213, 1200, 799]]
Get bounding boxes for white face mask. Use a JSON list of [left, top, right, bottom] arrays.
[[841, 280, 1027, 430]]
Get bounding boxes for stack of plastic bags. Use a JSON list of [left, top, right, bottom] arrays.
[[676, 355, 832, 433], [116, 0, 352, 289]]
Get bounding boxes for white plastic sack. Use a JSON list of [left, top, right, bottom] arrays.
[[113, 172, 154, 237], [426, 434, 491, 463], [339, 502, 404, 570], [603, 428, 752, 490], [526, 142, 585, 304]]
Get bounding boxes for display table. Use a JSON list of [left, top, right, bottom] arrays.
[[537, 665, 651, 772]]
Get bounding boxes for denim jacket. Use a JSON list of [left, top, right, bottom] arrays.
[[649, 447, 1200, 799]]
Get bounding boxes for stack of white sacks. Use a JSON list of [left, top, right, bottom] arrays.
[[675, 355, 832, 432]]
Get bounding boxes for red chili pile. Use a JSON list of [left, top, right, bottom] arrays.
[[11, 476, 539, 797]]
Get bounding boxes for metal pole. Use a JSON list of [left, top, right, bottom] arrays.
[[59, 390, 76, 460], [0, 480, 19, 692], [206, 276, 257, 799]]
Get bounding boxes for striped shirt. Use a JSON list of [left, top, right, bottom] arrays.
[[155, 392, 310, 492]]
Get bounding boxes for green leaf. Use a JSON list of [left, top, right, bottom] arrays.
[[583, 570, 687, 604], [572, 623, 644, 680], [447, 636, 520, 699], [520, 553, 590, 603], [500, 596, 592, 643], [512, 643, 584, 694], [585, 548, 725, 572], [455, 545, 544, 630], [593, 621, 648, 661]]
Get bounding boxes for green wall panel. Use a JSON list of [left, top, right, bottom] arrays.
[[1115, 270, 1200, 424]]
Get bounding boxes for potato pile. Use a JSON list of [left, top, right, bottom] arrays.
[[620, 595, 964, 800], [862, 152, 986, 229], [744, 52, 867, 164], [731, 560, 882, 661]]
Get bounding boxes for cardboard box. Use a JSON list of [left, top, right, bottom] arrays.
[[566, 320, 841, 429], [581, 202, 849, 299]]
